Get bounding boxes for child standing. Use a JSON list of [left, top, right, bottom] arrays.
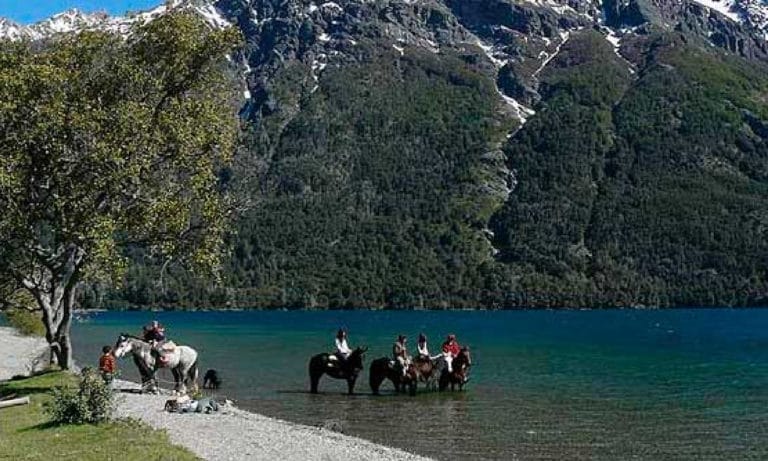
[[98, 345, 117, 384]]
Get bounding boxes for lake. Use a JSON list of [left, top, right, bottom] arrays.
[[69, 309, 768, 460]]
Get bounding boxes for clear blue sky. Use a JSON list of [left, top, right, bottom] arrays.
[[0, 0, 162, 24]]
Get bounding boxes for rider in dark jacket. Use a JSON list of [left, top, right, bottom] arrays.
[[143, 320, 166, 343]]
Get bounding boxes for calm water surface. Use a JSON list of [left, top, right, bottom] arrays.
[[70, 309, 768, 460]]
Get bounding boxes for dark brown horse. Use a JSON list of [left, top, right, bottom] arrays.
[[309, 347, 367, 394], [369, 357, 418, 396], [411, 355, 438, 389], [439, 347, 472, 392]]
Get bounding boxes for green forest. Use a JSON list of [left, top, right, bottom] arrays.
[[87, 31, 768, 310]]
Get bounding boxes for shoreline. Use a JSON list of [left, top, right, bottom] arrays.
[[75, 304, 768, 314], [0, 326, 431, 461]]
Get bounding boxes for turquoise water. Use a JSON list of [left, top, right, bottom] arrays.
[[70, 309, 768, 460]]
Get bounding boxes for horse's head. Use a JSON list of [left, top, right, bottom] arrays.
[[459, 346, 472, 367], [452, 346, 472, 382], [113, 334, 134, 358], [347, 346, 367, 372]]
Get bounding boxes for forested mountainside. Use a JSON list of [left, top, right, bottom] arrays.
[[5, 0, 768, 309]]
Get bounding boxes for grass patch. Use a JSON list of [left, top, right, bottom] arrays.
[[4, 309, 46, 337], [0, 371, 199, 461]]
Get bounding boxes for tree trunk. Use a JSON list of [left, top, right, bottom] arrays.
[[52, 274, 77, 370], [22, 245, 82, 371], [49, 330, 73, 370]]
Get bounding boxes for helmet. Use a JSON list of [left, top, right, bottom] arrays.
[[398, 334, 406, 342], [447, 334, 456, 341], [418, 333, 426, 342], [337, 328, 347, 338]]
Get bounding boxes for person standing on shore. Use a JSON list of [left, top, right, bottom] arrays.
[[98, 345, 117, 384]]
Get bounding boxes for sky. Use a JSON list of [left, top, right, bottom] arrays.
[[0, 0, 162, 24]]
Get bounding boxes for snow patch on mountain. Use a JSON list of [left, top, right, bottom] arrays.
[[691, 0, 742, 22], [0, 1, 230, 41], [689, 0, 768, 39]]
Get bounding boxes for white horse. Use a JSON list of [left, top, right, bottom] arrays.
[[114, 334, 199, 394]]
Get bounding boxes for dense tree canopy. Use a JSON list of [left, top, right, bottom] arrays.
[[0, 12, 241, 367]]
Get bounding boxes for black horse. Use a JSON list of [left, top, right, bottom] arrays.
[[369, 357, 418, 396], [439, 347, 472, 392], [308, 347, 367, 394]]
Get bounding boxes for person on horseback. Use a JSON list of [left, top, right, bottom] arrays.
[[392, 334, 410, 377], [441, 334, 461, 373], [143, 320, 172, 366], [143, 320, 166, 344], [332, 328, 351, 367], [417, 333, 430, 359]]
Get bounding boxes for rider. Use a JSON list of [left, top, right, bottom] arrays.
[[417, 333, 430, 360], [441, 334, 461, 373], [334, 328, 351, 365], [392, 334, 410, 377], [143, 320, 170, 364], [143, 320, 166, 344]]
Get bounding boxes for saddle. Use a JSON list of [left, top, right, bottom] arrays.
[[155, 341, 177, 366]]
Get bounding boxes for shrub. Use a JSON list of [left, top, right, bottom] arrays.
[[46, 369, 115, 424], [5, 309, 46, 337]]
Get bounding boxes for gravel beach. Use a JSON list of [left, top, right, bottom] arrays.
[[0, 327, 431, 461], [0, 327, 48, 381]]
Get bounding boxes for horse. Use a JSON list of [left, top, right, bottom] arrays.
[[369, 357, 418, 396], [439, 347, 472, 392], [308, 346, 367, 395], [114, 334, 199, 395], [411, 355, 438, 388]]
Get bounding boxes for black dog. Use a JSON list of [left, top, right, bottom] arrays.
[[202, 369, 222, 389]]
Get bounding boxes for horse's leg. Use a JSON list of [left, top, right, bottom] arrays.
[[171, 367, 182, 394], [370, 371, 382, 395], [310, 372, 321, 394], [347, 377, 356, 395], [185, 360, 199, 394], [409, 381, 417, 396], [149, 370, 159, 394]]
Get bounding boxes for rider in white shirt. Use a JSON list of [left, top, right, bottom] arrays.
[[417, 333, 429, 359], [334, 329, 351, 362]]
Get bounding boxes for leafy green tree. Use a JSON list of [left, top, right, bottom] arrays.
[[0, 12, 241, 368]]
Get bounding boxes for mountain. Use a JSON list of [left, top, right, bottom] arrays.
[[0, 1, 230, 40], [4, 0, 768, 309]]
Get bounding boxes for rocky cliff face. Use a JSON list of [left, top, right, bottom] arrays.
[[4, 0, 768, 123]]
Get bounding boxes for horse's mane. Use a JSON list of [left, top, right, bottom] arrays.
[[350, 346, 368, 356], [120, 333, 149, 343]]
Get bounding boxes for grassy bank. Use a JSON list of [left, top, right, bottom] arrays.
[[0, 371, 198, 461]]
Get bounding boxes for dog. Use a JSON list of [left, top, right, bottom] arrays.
[[202, 369, 222, 389]]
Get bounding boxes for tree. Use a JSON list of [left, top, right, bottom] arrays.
[[0, 12, 242, 369]]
